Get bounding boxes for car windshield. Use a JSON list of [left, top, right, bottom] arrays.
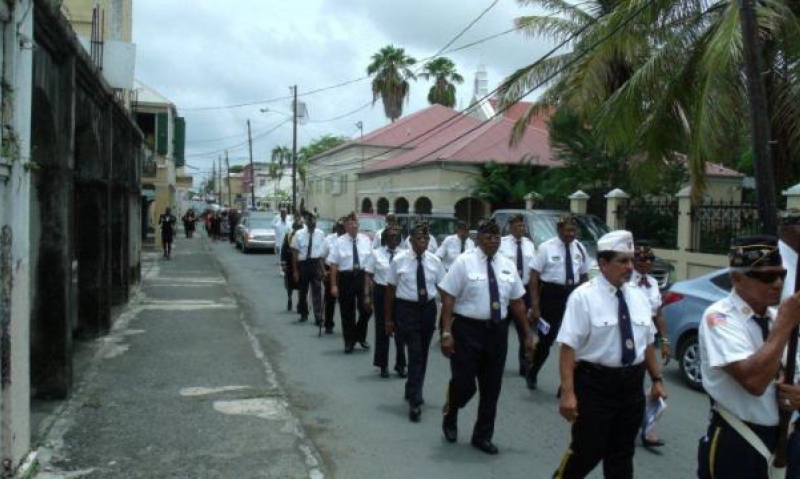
[[358, 217, 385, 232], [426, 217, 459, 237], [527, 213, 610, 247], [248, 219, 273, 229]]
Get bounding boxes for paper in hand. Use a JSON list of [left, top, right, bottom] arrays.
[[538, 318, 551, 335]]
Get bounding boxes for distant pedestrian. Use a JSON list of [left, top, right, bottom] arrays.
[[292, 215, 328, 324], [159, 207, 177, 259], [498, 213, 537, 377], [281, 222, 304, 311], [273, 209, 290, 265], [182, 208, 196, 239], [385, 222, 446, 422], [526, 214, 589, 390], [328, 212, 374, 354], [373, 213, 400, 250], [365, 226, 406, 378], [438, 218, 534, 454], [436, 221, 474, 271], [321, 219, 345, 334], [552, 230, 666, 479], [228, 209, 240, 244], [210, 212, 222, 241]]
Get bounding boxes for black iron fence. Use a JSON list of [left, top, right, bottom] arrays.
[[690, 201, 759, 254], [618, 198, 679, 249]]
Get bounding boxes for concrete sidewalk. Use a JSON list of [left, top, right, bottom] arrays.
[[33, 235, 324, 478]]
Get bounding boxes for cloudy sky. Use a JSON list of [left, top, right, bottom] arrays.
[[132, 0, 553, 185]]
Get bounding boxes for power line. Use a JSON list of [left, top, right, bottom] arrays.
[[428, 0, 499, 61], [185, 119, 291, 159]]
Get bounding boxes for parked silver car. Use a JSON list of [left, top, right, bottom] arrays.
[[663, 268, 732, 391], [235, 212, 277, 253]]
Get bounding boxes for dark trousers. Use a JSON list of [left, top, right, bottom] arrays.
[[529, 282, 574, 382], [788, 419, 800, 479], [554, 362, 645, 479], [395, 299, 436, 406], [323, 266, 336, 330], [298, 260, 323, 322], [447, 315, 509, 441], [373, 285, 407, 370], [508, 291, 531, 373], [338, 271, 371, 345], [697, 410, 779, 479]]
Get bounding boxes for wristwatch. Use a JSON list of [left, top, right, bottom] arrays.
[[441, 331, 452, 340]]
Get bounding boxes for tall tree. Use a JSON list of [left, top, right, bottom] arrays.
[[420, 57, 464, 107], [367, 45, 417, 122], [270, 146, 291, 198]]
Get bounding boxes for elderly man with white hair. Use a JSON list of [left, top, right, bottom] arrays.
[[552, 230, 667, 479]]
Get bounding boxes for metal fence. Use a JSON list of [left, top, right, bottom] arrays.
[[690, 201, 759, 254], [619, 198, 679, 249]]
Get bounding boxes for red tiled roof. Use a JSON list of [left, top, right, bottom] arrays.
[[366, 106, 560, 173], [488, 99, 556, 127], [705, 162, 744, 178]]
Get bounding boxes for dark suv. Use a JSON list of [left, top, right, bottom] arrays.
[[491, 209, 674, 289]]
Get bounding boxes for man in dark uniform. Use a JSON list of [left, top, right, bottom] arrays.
[[385, 222, 446, 422], [697, 235, 800, 479], [527, 214, 589, 390], [553, 230, 666, 479], [439, 219, 535, 454], [159, 207, 177, 259], [328, 213, 374, 353]]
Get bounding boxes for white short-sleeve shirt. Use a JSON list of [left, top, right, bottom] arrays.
[[436, 234, 475, 270], [556, 275, 656, 367], [629, 271, 662, 317], [530, 237, 589, 285], [291, 228, 328, 261], [273, 217, 290, 242], [438, 249, 525, 320], [699, 292, 779, 426], [326, 233, 373, 272], [498, 235, 537, 285], [365, 246, 399, 286], [388, 250, 446, 302]]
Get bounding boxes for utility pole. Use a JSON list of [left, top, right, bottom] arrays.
[[225, 150, 232, 209], [740, 0, 777, 235], [291, 85, 298, 214], [247, 119, 256, 210], [217, 156, 222, 204]]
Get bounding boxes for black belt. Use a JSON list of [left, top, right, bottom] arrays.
[[541, 281, 577, 292], [454, 314, 505, 328], [577, 361, 644, 378], [711, 409, 779, 440], [396, 298, 436, 306], [338, 270, 364, 276]]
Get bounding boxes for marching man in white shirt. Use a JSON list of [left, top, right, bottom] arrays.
[[553, 230, 666, 479], [527, 214, 590, 390], [697, 234, 800, 479], [291, 215, 328, 324], [438, 218, 535, 455], [498, 213, 537, 376], [385, 222, 446, 422], [436, 221, 474, 271], [273, 209, 290, 266]]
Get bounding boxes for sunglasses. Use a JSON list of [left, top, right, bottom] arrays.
[[635, 254, 656, 262], [744, 269, 788, 284]]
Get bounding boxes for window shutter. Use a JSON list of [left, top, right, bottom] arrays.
[[156, 112, 169, 155], [173, 116, 186, 166]]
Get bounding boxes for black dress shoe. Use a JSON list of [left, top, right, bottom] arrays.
[[409, 406, 421, 422], [299, 315, 308, 323], [641, 430, 666, 449], [525, 375, 538, 390], [380, 368, 390, 378], [396, 367, 407, 378], [344, 343, 355, 354], [471, 438, 499, 455], [442, 414, 458, 443], [359, 341, 371, 350]]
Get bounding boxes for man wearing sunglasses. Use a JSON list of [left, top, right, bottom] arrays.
[[630, 240, 670, 450], [698, 235, 800, 479]]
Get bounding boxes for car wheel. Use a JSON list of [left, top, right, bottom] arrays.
[[677, 333, 703, 391]]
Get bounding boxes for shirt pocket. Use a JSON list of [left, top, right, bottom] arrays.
[[589, 313, 619, 328], [631, 313, 653, 344], [497, 273, 517, 296]]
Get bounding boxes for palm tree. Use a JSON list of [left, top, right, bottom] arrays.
[[420, 57, 464, 107], [367, 45, 417, 122], [269, 146, 291, 199]]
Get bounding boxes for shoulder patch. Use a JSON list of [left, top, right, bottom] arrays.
[[705, 312, 728, 328]]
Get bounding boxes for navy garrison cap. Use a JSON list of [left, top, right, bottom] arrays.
[[729, 235, 782, 268], [411, 221, 429, 236], [477, 219, 499, 235]]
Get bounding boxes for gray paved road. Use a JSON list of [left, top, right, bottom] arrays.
[[216, 240, 709, 479]]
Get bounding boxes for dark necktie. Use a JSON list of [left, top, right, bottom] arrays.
[[616, 289, 636, 365], [487, 256, 502, 324], [516, 239, 524, 278], [565, 242, 575, 285], [352, 237, 360, 270], [417, 255, 428, 304], [307, 232, 313, 259], [460, 238, 466, 253], [389, 249, 395, 261], [638, 275, 650, 288], [752, 315, 770, 342]]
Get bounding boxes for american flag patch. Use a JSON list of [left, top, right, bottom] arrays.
[[706, 312, 728, 328]]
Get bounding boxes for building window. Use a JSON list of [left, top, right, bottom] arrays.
[[259, 179, 266, 187]]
